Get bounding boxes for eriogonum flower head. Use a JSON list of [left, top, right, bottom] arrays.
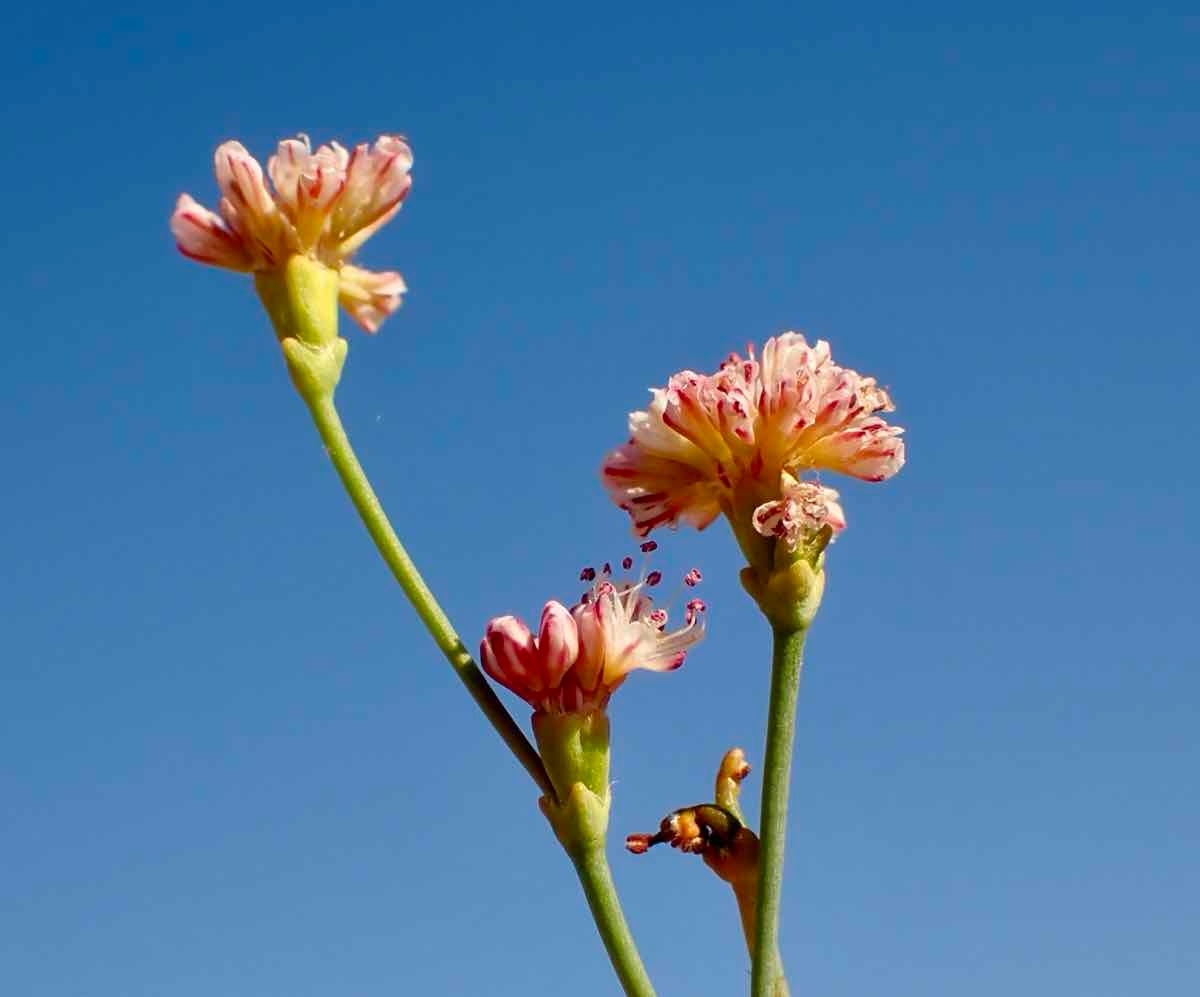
[[171, 134, 412, 332], [601, 333, 905, 537], [480, 556, 706, 714]]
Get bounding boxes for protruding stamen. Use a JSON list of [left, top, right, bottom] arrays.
[[640, 540, 658, 553], [684, 568, 702, 587], [622, 556, 634, 571], [625, 834, 652, 854], [625, 830, 671, 854], [646, 570, 662, 587], [580, 566, 596, 582]]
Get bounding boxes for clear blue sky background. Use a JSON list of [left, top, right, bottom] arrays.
[[3, 3, 1197, 995]]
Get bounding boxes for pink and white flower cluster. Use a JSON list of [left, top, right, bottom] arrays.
[[480, 556, 706, 714], [601, 333, 905, 537], [171, 134, 412, 332]]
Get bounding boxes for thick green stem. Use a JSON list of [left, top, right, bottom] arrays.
[[751, 626, 807, 997], [569, 845, 657, 997], [303, 393, 555, 800]]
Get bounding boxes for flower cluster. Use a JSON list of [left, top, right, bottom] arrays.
[[171, 134, 412, 332], [480, 552, 706, 714], [168, 131, 911, 992], [601, 333, 905, 537]]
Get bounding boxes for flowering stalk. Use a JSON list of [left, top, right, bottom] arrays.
[[172, 135, 553, 799], [481, 559, 706, 995], [531, 711, 653, 997], [533, 710, 655, 997], [571, 840, 656, 997], [601, 333, 906, 995], [752, 627, 805, 997], [301, 392, 554, 799]]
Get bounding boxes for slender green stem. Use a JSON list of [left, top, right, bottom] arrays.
[[307, 391, 650, 993], [570, 845, 657, 997], [751, 626, 807, 997], [303, 393, 555, 800]]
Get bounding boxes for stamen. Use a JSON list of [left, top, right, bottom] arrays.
[[646, 571, 662, 587], [684, 568, 702, 587], [622, 556, 633, 571], [579, 566, 596, 582], [640, 540, 658, 553], [625, 830, 671, 854]]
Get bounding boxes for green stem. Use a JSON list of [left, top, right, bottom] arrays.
[[751, 626, 807, 997], [569, 845, 657, 997], [302, 393, 555, 801]]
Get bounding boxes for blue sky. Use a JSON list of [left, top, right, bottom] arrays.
[[3, 3, 1198, 995]]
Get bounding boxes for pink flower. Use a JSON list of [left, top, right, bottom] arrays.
[[601, 333, 905, 536], [337, 265, 408, 335], [752, 479, 846, 552], [171, 134, 412, 332], [480, 561, 706, 714]]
